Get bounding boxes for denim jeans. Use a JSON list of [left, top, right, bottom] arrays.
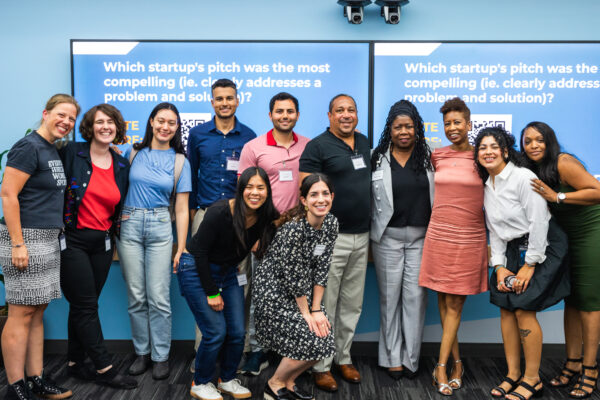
[[177, 253, 245, 384], [116, 206, 173, 362]]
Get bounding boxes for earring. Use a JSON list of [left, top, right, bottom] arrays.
[[304, 205, 309, 211]]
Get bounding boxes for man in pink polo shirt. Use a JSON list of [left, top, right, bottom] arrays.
[[236, 92, 309, 376], [239, 92, 310, 214]]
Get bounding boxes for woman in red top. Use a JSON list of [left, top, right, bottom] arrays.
[[59, 104, 136, 389]]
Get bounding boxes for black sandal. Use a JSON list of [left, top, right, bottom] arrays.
[[506, 380, 543, 400], [551, 357, 582, 387], [569, 364, 598, 399], [490, 375, 520, 398]]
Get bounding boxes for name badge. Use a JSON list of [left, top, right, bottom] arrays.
[[59, 234, 67, 251], [237, 273, 248, 286], [226, 157, 240, 172], [279, 170, 293, 182], [313, 244, 326, 256], [351, 155, 366, 170], [372, 170, 384, 181], [105, 235, 111, 251]]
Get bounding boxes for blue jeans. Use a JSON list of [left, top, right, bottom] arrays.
[[116, 206, 173, 362], [177, 253, 245, 384]]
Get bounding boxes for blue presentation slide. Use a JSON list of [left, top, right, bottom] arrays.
[[373, 42, 600, 177], [72, 41, 370, 146]]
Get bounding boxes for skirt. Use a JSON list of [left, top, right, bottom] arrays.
[[489, 218, 570, 312], [0, 224, 62, 305]]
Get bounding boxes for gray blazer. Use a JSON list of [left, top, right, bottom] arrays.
[[370, 148, 435, 243]]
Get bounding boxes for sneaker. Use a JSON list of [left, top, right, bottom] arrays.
[[237, 350, 268, 376], [190, 382, 223, 400], [218, 378, 251, 399], [26, 374, 73, 399], [4, 379, 32, 400]]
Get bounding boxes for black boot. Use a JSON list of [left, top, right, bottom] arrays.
[[4, 379, 32, 400]]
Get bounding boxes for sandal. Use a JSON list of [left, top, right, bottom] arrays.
[[490, 375, 520, 398], [432, 363, 452, 396], [506, 380, 543, 400], [569, 364, 598, 399], [551, 357, 582, 387], [449, 359, 464, 390]]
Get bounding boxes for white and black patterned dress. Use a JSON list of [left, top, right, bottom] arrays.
[[253, 213, 338, 361]]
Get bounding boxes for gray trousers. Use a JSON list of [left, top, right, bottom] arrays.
[[371, 226, 427, 372], [314, 232, 369, 372]]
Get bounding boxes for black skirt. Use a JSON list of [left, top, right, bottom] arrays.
[[490, 218, 570, 312]]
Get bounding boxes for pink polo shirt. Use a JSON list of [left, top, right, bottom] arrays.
[[238, 130, 310, 213]]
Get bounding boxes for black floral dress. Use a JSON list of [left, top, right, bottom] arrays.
[[253, 213, 339, 360]]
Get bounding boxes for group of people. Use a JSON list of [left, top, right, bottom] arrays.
[[0, 78, 598, 400]]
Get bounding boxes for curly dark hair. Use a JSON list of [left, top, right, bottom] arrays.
[[474, 126, 525, 182], [371, 100, 432, 173], [79, 104, 127, 144], [440, 97, 470, 121]]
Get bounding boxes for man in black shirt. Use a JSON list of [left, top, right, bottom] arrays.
[[299, 94, 371, 392]]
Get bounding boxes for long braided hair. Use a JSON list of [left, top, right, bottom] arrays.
[[371, 100, 432, 173]]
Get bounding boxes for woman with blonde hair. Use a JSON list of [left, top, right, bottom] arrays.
[[1, 94, 80, 400]]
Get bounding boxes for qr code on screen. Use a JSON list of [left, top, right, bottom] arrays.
[[180, 113, 212, 151], [468, 114, 513, 145]]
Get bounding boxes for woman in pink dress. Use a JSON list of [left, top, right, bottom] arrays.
[[419, 98, 488, 396]]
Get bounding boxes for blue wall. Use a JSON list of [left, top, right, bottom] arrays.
[[1, 0, 599, 341]]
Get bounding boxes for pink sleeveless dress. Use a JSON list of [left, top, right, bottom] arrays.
[[419, 146, 488, 295]]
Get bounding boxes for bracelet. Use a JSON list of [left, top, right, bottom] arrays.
[[12, 243, 25, 248], [310, 309, 323, 313], [208, 293, 221, 299], [493, 265, 504, 273]]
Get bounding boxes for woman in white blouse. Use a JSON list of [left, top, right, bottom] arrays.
[[474, 126, 570, 400]]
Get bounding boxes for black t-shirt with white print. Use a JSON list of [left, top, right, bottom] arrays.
[[6, 131, 66, 228]]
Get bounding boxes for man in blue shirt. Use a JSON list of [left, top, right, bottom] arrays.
[[188, 78, 256, 228], [187, 78, 256, 364]]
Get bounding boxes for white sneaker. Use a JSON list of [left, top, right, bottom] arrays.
[[190, 382, 223, 400], [218, 378, 252, 399]]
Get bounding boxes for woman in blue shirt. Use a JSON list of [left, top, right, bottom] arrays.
[[116, 102, 191, 380]]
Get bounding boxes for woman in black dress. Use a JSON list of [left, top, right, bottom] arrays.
[[254, 173, 338, 400]]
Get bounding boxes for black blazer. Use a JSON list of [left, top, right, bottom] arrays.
[[59, 141, 129, 236]]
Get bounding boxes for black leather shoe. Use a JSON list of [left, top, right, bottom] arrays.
[[264, 382, 295, 400], [96, 366, 138, 389], [128, 354, 151, 376], [152, 360, 169, 380], [386, 369, 404, 380], [290, 385, 314, 400], [67, 363, 96, 381]]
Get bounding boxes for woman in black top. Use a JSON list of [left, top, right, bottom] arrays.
[[1, 94, 79, 399], [370, 100, 433, 380], [178, 167, 278, 400]]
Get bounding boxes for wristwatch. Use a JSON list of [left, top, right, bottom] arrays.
[[557, 192, 566, 204]]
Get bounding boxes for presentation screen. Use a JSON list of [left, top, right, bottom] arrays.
[[373, 42, 600, 176], [71, 41, 370, 146]]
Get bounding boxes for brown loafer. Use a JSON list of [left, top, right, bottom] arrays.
[[313, 371, 338, 392], [338, 364, 361, 383]]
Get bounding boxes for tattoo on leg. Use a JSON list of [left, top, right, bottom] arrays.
[[519, 329, 531, 342]]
